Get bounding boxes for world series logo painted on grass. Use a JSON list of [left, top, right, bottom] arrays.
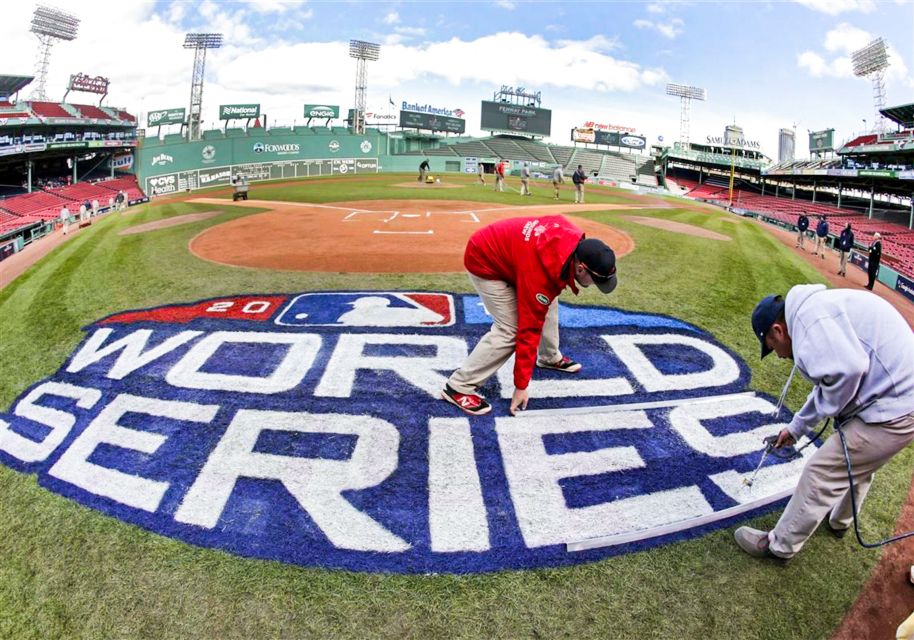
[[0, 292, 815, 573]]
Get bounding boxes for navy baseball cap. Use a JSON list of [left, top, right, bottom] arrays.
[[576, 238, 618, 294], [751, 295, 785, 359]]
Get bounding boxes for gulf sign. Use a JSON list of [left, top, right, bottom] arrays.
[[0, 292, 812, 573]]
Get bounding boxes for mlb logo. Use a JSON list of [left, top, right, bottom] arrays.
[[275, 292, 454, 327]]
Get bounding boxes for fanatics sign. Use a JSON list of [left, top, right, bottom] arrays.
[[0, 292, 811, 573]]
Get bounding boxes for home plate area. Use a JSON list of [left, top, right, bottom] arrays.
[[0, 291, 818, 574]]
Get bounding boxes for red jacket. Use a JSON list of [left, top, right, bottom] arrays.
[[495, 162, 505, 177], [464, 215, 583, 389]]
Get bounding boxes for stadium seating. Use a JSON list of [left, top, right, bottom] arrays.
[[29, 102, 76, 118], [0, 190, 71, 220], [514, 139, 556, 163], [74, 104, 113, 120], [567, 149, 604, 176], [449, 140, 495, 157], [423, 147, 459, 156], [482, 138, 539, 163], [550, 146, 574, 168], [202, 129, 224, 139], [95, 176, 144, 201]]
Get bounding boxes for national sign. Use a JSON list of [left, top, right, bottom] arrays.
[[0, 292, 812, 573]]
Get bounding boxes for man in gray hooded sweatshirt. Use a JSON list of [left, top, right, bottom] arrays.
[[735, 284, 914, 560]]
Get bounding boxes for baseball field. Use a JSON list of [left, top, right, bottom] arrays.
[[0, 172, 911, 639]]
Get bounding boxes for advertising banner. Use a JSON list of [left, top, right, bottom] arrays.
[[68, 73, 109, 95], [399, 110, 466, 133], [0, 240, 15, 263], [220, 104, 261, 120], [148, 108, 186, 127], [304, 104, 340, 119], [572, 127, 595, 143], [896, 273, 914, 303], [859, 169, 896, 178], [595, 130, 647, 150], [480, 101, 551, 136], [808, 129, 835, 153]]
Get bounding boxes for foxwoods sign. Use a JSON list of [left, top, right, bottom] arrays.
[[0, 292, 811, 574]]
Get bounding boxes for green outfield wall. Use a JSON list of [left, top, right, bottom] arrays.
[[136, 130, 479, 194]]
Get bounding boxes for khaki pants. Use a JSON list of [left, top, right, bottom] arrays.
[[520, 178, 530, 196], [574, 183, 584, 203], [769, 411, 914, 557], [553, 180, 561, 199], [495, 175, 504, 192], [796, 230, 805, 248], [838, 250, 849, 275], [447, 272, 561, 394], [815, 236, 827, 257]]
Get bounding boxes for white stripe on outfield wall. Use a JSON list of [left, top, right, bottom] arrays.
[[516, 391, 759, 419], [372, 230, 434, 235], [566, 487, 795, 552]]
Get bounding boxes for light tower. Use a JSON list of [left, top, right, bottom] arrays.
[[852, 38, 890, 133], [183, 33, 223, 141], [349, 39, 380, 135], [29, 5, 80, 101], [666, 83, 706, 150]]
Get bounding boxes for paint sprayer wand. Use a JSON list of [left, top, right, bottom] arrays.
[[743, 364, 798, 488]]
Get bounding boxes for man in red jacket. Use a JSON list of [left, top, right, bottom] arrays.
[[442, 215, 618, 416]]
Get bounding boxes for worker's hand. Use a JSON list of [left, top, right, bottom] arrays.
[[510, 388, 529, 416], [774, 428, 796, 449]]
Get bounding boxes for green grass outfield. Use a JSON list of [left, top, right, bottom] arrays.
[[0, 173, 909, 639]]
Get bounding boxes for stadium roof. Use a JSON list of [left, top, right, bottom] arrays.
[[0, 75, 34, 99], [880, 103, 914, 128]]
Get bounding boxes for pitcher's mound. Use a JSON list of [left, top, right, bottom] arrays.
[[393, 181, 463, 189]]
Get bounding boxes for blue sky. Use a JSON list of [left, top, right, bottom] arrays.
[[2, 1, 912, 157]]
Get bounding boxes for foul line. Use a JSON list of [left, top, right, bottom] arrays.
[[566, 487, 795, 552], [515, 391, 758, 418]]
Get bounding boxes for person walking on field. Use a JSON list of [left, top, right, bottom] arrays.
[[572, 164, 587, 203], [814, 215, 829, 259], [477, 162, 486, 185], [866, 232, 882, 290], [60, 205, 71, 235], [441, 215, 619, 416], [735, 285, 914, 561], [836, 223, 854, 277], [552, 165, 564, 200], [520, 162, 532, 196], [795, 212, 809, 250], [494, 161, 506, 192], [418, 158, 430, 183]]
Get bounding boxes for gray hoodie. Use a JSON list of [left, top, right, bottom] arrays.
[[784, 283, 914, 437]]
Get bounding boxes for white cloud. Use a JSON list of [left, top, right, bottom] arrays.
[[647, 3, 665, 13], [395, 26, 427, 37], [495, 0, 516, 9], [633, 18, 684, 39], [823, 23, 873, 54], [799, 24, 910, 88], [166, 1, 185, 23], [383, 11, 400, 25], [242, 0, 308, 13], [794, 0, 876, 15]]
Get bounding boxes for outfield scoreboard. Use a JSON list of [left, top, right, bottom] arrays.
[[480, 101, 552, 136], [809, 129, 835, 154], [399, 110, 466, 134]]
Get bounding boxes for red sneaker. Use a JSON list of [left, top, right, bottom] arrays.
[[441, 385, 492, 415], [537, 356, 582, 373]]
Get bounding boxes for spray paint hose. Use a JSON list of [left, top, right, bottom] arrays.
[[749, 363, 914, 548]]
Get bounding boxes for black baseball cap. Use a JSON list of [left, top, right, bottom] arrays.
[[751, 294, 785, 359], [576, 238, 617, 294]]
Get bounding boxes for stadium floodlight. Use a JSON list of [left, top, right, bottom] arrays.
[[183, 33, 223, 141], [852, 38, 890, 133], [666, 83, 706, 149], [29, 5, 80, 101], [349, 39, 381, 135], [349, 39, 381, 61]]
